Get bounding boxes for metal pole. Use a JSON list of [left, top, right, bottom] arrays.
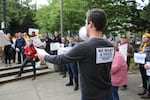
[[2, 0, 6, 34], [60, 0, 63, 37]]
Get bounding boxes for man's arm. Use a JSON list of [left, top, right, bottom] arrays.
[[40, 43, 87, 65]]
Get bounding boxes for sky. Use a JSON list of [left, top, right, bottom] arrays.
[[136, 0, 149, 8], [30, 0, 49, 6], [30, 0, 149, 8]]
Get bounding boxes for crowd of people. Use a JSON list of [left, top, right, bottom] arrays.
[[2, 30, 80, 84], [1, 8, 150, 100]]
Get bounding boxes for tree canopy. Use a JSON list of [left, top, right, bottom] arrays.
[[0, 0, 150, 36]]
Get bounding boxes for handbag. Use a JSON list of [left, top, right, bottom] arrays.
[[35, 57, 40, 62]]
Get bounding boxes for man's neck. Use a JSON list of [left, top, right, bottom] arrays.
[[89, 31, 103, 39]]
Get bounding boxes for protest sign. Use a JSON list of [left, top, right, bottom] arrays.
[[134, 53, 146, 64], [35, 48, 49, 55], [119, 43, 127, 61], [50, 42, 60, 51], [0, 31, 11, 46], [28, 28, 39, 35], [146, 62, 150, 76], [30, 36, 43, 47]]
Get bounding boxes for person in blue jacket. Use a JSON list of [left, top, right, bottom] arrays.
[[66, 36, 79, 91], [15, 32, 26, 64]]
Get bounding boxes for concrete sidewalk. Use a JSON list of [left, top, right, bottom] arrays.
[[0, 73, 144, 100]]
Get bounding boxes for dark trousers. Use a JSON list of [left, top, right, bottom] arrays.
[[51, 50, 57, 55], [139, 64, 148, 90], [13, 49, 16, 63], [81, 95, 113, 100], [112, 86, 119, 100], [17, 48, 26, 63], [4, 45, 11, 64], [60, 64, 67, 75], [18, 58, 36, 76], [45, 45, 50, 54], [127, 57, 131, 71], [67, 63, 78, 86]]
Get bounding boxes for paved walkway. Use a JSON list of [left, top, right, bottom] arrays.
[[0, 73, 145, 100]]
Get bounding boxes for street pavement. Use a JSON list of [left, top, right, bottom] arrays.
[[0, 72, 146, 100]]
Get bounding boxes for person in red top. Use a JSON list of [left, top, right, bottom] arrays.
[[16, 39, 37, 80]]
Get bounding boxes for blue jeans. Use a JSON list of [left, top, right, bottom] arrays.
[[112, 86, 119, 100], [18, 58, 36, 76], [67, 63, 78, 86], [81, 95, 113, 100]]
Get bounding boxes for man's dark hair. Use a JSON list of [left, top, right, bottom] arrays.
[[86, 8, 107, 31], [69, 36, 74, 39]]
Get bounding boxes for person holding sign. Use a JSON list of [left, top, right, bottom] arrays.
[[38, 9, 114, 100], [119, 35, 134, 71], [59, 37, 67, 78], [137, 33, 150, 98], [51, 31, 61, 55], [4, 33, 13, 67], [119, 35, 134, 90]]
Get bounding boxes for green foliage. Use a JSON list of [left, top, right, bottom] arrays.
[[0, 0, 36, 35], [35, 0, 60, 35], [140, 3, 150, 30], [0, 0, 150, 36], [35, 0, 87, 36], [35, 0, 149, 36]]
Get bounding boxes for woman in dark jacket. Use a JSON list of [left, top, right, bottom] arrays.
[[4, 33, 13, 67], [138, 33, 150, 99]]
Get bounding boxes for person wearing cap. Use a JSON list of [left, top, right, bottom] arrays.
[[119, 34, 134, 90], [138, 33, 150, 98], [15, 39, 37, 80]]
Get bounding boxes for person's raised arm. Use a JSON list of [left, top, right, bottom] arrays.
[[38, 43, 87, 65]]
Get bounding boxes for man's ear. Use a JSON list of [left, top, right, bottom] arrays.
[[88, 21, 94, 28]]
